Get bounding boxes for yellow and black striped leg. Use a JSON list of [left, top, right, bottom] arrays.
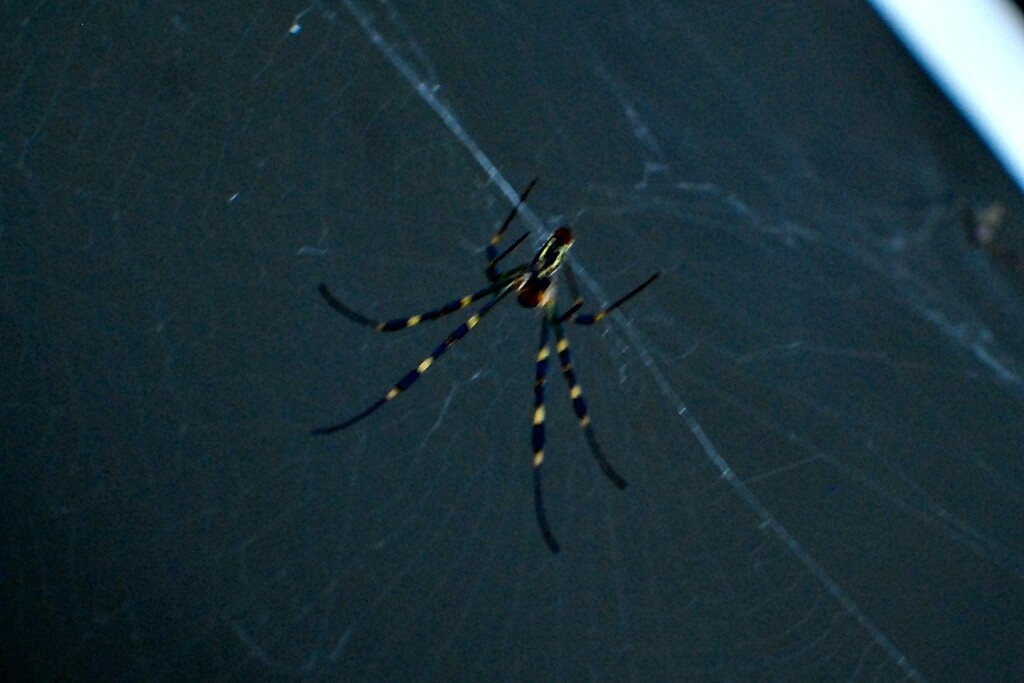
[[486, 177, 538, 282], [558, 265, 585, 322], [561, 272, 660, 326], [550, 317, 627, 489], [312, 287, 515, 435], [531, 316, 560, 553], [485, 230, 530, 281], [318, 276, 515, 332]]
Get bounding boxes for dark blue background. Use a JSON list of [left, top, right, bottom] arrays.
[[3, 1, 1023, 680]]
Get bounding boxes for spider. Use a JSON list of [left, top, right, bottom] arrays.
[[313, 179, 658, 553]]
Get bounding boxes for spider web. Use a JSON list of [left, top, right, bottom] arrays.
[[3, 1, 1023, 681]]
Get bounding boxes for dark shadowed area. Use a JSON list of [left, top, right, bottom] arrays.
[[2, 1, 1023, 681]]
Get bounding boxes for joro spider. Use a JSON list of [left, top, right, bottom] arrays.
[[313, 179, 658, 553]]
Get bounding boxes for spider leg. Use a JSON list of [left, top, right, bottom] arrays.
[[531, 315, 560, 553], [486, 178, 538, 282], [485, 230, 530, 281], [558, 265, 584, 321], [312, 286, 515, 435], [559, 272, 659, 325], [318, 270, 522, 332], [550, 315, 627, 489]]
